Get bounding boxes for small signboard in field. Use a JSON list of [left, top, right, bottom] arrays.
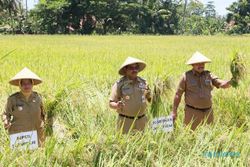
[[10, 130, 38, 150], [152, 116, 173, 133]]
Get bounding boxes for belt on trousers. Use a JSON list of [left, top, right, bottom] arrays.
[[119, 114, 145, 120], [186, 104, 211, 112]]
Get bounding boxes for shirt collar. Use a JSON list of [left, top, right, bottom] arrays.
[[192, 69, 205, 77], [18, 91, 35, 102], [124, 76, 140, 84]]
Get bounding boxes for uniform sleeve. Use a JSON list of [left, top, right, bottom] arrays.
[[145, 82, 152, 102], [38, 94, 46, 122], [37, 94, 46, 145], [40, 97, 46, 122], [210, 73, 222, 88], [109, 82, 121, 102], [2, 97, 13, 125], [176, 74, 186, 96]]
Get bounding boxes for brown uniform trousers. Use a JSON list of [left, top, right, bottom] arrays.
[[3, 92, 45, 146], [117, 115, 148, 134], [184, 106, 214, 130], [177, 70, 221, 130], [110, 76, 151, 134]]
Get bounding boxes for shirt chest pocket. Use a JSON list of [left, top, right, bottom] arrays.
[[187, 80, 199, 92], [204, 79, 213, 90], [13, 100, 25, 112], [12, 103, 25, 118], [13, 100, 40, 113], [29, 98, 41, 112], [121, 86, 133, 95], [31, 102, 41, 112]]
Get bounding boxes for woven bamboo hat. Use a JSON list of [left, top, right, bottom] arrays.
[[9, 67, 42, 86], [119, 57, 146, 75], [186, 51, 211, 65]]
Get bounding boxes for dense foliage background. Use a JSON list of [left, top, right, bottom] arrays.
[[0, 0, 249, 35]]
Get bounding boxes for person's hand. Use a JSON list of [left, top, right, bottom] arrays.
[[116, 101, 125, 109], [3, 120, 11, 129], [172, 111, 177, 122], [145, 86, 152, 102], [220, 80, 231, 89]]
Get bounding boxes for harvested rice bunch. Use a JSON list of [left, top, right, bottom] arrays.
[[151, 75, 173, 117], [230, 52, 246, 88]]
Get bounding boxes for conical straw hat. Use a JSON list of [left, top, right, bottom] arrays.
[[119, 57, 146, 75], [186, 51, 211, 65], [9, 67, 42, 86]]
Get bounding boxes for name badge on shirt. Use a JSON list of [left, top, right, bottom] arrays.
[[122, 86, 133, 95], [190, 80, 197, 86], [205, 79, 211, 85]]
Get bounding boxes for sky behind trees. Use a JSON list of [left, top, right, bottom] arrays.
[[24, 0, 236, 16], [200, 0, 236, 15]]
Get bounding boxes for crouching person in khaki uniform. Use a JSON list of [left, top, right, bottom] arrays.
[[2, 67, 45, 147], [172, 52, 231, 130], [109, 57, 151, 134]]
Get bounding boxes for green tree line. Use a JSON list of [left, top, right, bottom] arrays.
[[0, 0, 249, 35]]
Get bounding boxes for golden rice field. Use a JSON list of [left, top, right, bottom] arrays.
[[0, 35, 249, 166]]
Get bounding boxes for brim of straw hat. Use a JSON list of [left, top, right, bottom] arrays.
[[9, 67, 42, 86], [118, 57, 146, 75]]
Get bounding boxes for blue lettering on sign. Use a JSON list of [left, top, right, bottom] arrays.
[[203, 151, 240, 158]]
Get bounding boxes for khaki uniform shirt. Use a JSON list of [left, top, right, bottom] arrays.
[[176, 70, 222, 109], [3, 92, 45, 135], [110, 76, 151, 117]]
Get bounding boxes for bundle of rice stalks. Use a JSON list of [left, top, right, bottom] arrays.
[[150, 75, 174, 117], [230, 52, 247, 88], [45, 89, 68, 136]]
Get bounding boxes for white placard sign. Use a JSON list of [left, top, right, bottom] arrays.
[[10, 130, 38, 150], [152, 116, 173, 133]]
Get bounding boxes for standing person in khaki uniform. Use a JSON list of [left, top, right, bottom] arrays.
[[109, 57, 151, 134], [172, 52, 231, 130], [2, 67, 45, 146]]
